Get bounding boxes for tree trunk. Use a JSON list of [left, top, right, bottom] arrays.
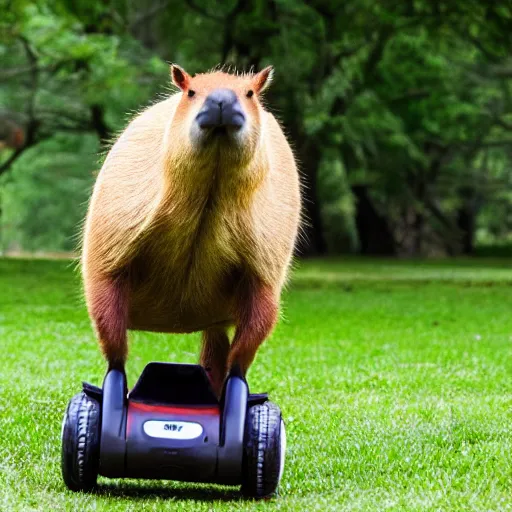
[[90, 104, 112, 143], [456, 186, 479, 255], [295, 140, 327, 257], [352, 185, 396, 255], [456, 205, 476, 254]]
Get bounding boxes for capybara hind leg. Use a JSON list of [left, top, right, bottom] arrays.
[[227, 278, 278, 376], [88, 273, 129, 371], [200, 327, 230, 397]]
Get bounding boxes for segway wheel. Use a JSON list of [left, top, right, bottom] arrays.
[[61, 392, 101, 491], [241, 401, 286, 498]]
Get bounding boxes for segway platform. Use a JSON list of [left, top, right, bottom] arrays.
[[61, 363, 286, 498]]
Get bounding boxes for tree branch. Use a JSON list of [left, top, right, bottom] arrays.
[[184, 0, 224, 22], [0, 59, 78, 83], [495, 117, 512, 131], [0, 38, 40, 177], [388, 89, 431, 104], [488, 65, 512, 79], [19, 36, 39, 123], [0, 147, 27, 177], [130, 1, 174, 31]]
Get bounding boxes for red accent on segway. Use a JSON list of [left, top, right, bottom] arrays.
[[129, 401, 220, 416], [126, 401, 220, 436]]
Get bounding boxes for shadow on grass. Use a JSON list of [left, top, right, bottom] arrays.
[[94, 482, 244, 502]]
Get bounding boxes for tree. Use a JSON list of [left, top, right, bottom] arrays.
[[1, 0, 511, 255]]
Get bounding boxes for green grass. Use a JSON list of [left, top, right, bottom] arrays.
[[1, 257, 511, 511]]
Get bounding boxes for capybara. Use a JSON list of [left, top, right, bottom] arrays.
[[82, 64, 301, 395]]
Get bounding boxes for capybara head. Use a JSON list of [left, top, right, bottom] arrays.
[[169, 64, 274, 165]]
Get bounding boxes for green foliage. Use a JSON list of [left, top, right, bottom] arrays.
[[2, 3, 169, 122], [0, 0, 511, 254], [317, 150, 359, 253], [1, 134, 97, 252]]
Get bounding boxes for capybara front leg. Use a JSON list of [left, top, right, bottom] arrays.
[[227, 277, 278, 376], [88, 273, 129, 372], [200, 327, 230, 397]]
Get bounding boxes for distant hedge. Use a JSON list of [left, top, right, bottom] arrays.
[[474, 244, 512, 258]]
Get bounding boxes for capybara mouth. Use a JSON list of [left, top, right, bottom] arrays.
[[203, 125, 239, 145], [211, 126, 228, 136]]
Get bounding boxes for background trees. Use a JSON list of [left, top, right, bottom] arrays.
[[1, 0, 511, 256]]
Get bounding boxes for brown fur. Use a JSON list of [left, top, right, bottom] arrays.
[[82, 65, 301, 394]]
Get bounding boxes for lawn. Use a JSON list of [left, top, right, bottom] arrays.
[[0, 257, 511, 511]]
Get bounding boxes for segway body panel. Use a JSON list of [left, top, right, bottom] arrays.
[[61, 362, 285, 498]]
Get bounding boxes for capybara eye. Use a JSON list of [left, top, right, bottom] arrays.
[[188, 90, 196, 98], [246, 90, 254, 98]]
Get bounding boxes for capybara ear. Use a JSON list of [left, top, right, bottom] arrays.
[[252, 66, 274, 94], [170, 64, 191, 91]]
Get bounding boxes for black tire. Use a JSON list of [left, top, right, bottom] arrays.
[[241, 401, 286, 498], [61, 392, 101, 491]]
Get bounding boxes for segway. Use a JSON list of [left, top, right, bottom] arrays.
[[61, 362, 286, 498]]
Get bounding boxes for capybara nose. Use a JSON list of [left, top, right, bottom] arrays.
[[196, 88, 246, 130]]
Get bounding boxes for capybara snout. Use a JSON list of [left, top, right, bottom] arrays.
[[196, 88, 246, 130]]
